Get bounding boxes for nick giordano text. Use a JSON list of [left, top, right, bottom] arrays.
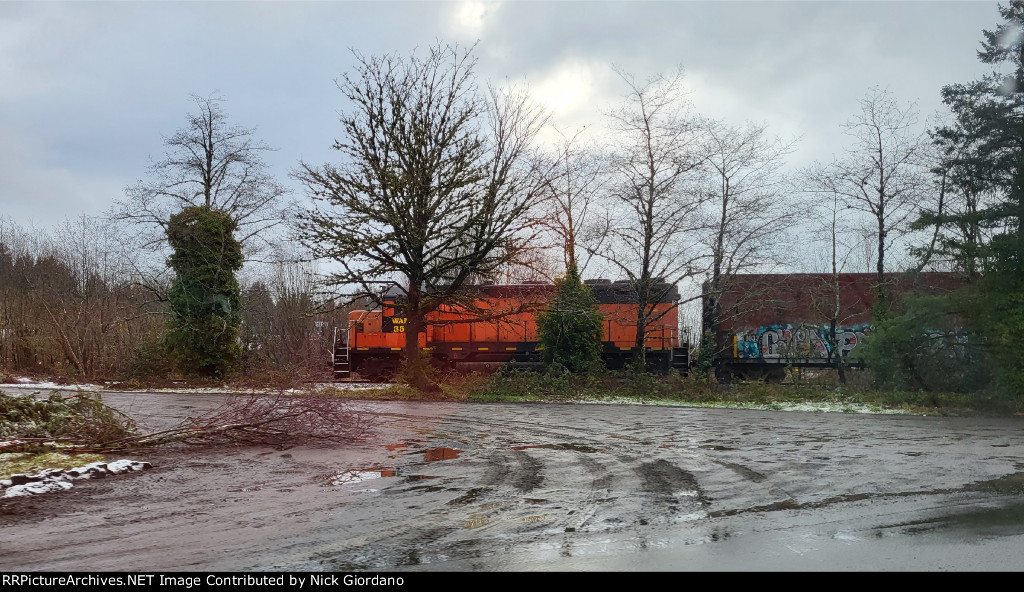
[[2, 575, 404, 587]]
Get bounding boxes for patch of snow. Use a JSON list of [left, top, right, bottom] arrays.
[[575, 398, 910, 415], [106, 460, 150, 474], [2, 459, 152, 498], [0, 378, 103, 391], [4, 479, 73, 497], [327, 469, 387, 486]]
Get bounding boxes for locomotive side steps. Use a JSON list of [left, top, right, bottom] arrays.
[[333, 345, 351, 379], [333, 342, 351, 380]]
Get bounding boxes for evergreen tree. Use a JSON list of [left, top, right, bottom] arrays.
[[165, 207, 244, 377], [921, 2, 1024, 394], [536, 266, 604, 373]]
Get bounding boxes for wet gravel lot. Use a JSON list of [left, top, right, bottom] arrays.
[[3, 391, 1024, 571]]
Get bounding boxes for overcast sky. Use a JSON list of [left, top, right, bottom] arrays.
[[0, 0, 1006, 232]]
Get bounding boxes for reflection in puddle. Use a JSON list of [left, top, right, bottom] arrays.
[[425, 448, 461, 462], [461, 516, 490, 529], [399, 475, 441, 484], [323, 468, 396, 485], [880, 501, 1024, 538]]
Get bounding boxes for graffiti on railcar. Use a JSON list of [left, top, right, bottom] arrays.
[[734, 323, 873, 360]]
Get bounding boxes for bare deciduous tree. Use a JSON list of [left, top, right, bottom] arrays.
[[0, 216, 166, 379], [534, 127, 606, 273], [589, 67, 707, 368], [700, 119, 799, 349], [811, 87, 929, 311], [296, 44, 548, 391], [809, 190, 867, 383], [112, 94, 287, 259]]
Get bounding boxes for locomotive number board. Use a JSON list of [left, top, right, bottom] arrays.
[[383, 316, 407, 333]]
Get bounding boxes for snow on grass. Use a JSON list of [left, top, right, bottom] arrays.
[[0, 377, 385, 395], [1, 376, 914, 414], [576, 397, 912, 414], [0, 378, 103, 391]]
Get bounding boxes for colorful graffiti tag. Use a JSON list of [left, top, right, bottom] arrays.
[[734, 324, 873, 360]]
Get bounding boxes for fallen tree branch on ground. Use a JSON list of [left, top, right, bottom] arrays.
[[2, 390, 374, 453]]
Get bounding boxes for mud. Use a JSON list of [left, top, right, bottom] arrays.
[[2, 391, 1024, 570]]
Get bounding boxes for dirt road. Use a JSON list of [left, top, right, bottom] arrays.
[[3, 392, 1024, 571]]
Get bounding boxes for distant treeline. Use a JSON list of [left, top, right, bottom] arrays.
[[0, 216, 348, 382]]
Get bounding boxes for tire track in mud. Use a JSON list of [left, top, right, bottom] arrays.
[[309, 413, 720, 569], [303, 406, 802, 568], [11, 397, 1024, 571], [310, 436, 633, 568]]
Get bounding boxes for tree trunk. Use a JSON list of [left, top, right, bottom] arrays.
[[402, 284, 437, 393], [830, 317, 846, 384], [403, 313, 434, 392], [632, 300, 648, 369]]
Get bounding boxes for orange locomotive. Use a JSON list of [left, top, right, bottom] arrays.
[[333, 280, 689, 380]]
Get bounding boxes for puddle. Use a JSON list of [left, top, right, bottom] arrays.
[[448, 487, 488, 506], [971, 471, 1024, 495], [510, 443, 599, 453], [397, 484, 446, 493], [879, 501, 1024, 538], [424, 448, 461, 462], [461, 516, 490, 529], [321, 468, 396, 486]]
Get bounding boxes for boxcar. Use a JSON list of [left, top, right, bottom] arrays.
[[703, 272, 967, 381]]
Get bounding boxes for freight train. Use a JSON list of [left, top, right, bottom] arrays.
[[703, 272, 966, 381], [333, 280, 689, 380]]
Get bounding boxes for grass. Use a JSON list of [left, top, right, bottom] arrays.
[[1, 389, 140, 482], [318, 367, 1022, 416], [0, 451, 107, 481]]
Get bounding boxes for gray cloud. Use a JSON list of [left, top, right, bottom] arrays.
[[0, 1, 1003, 228]]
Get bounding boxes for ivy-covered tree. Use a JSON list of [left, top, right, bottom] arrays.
[[536, 266, 603, 373], [165, 207, 244, 377]]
